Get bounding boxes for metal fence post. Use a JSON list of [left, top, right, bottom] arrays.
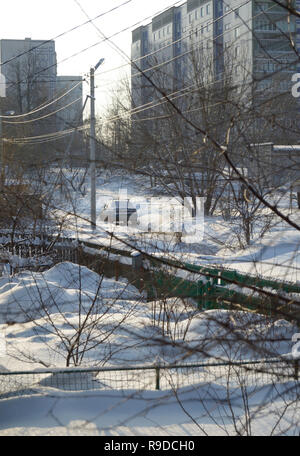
[[155, 367, 160, 390], [131, 252, 143, 271]]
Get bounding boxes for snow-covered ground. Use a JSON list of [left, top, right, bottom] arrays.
[[0, 382, 299, 436], [0, 262, 297, 369], [1, 170, 299, 435], [0, 262, 299, 436], [49, 170, 300, 284]]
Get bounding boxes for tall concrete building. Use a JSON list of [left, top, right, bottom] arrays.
[[0, 38, 57, 120], [56, 75, 83, 131], [131, 0, 217, 109], [0, 38, 84, 162], [56, 75, 84, 162], [131, 0, 297, 116]]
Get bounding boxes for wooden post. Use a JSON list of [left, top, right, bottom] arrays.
[[115, 262, 119, 282]]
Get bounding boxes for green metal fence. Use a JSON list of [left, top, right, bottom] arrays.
[[1, 231, 300, 316]]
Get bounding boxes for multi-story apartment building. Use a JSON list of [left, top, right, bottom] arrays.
[[131, 0, 297, 116], [0, 38, 83, 162], [56, 75, 84, 162], [131, 1, 215, 109], [0, 38, 57, 120], [56, 75, 83, 131]]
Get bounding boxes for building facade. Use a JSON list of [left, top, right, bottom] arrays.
[[0, 38, 57, 120], [131, 0, 297, 115], [56, 75, 83, 131], [0, 38, 83, 162], [56, 75, 84, 162]]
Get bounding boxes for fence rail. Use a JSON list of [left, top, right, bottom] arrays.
[[0, 358, 298, 399]]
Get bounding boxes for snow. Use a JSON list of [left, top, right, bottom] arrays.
[[0, 262, 143, 325], [50, 170, 300, 287], [0, 263, 296, 371], [0, 383, 299, 436], [0, 262, 298, 435], [0, 171, 300, 435]]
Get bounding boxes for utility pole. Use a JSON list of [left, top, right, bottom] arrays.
[[0, 103, 2, 186], [0, 72, 6, 188], [89, 58, 104, 230]]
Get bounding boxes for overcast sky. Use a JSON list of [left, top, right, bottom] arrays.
[[0, 0, 183, 114]]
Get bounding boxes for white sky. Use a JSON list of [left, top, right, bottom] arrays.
[[0, 0, 183, 114]]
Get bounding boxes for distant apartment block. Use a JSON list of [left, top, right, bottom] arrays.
[[131, 0, 297, 111], [56, 75, 83, 131], [0, 38, 57, 121], [56, 75, 84, 161], [0, 38, 83, 158]]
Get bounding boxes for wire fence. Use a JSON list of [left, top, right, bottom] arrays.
[[0, 358, 298, 399]]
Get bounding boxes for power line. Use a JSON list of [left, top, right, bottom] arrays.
[[95, 6, 290, 123], [3, 124, 88, 144], [0, 4, 253, 131], [2, 1, 295, 140], [92, 0, 296, 100], [2, 97, 83, 125], [1, 0, 185, 93], [0, 81, 82, 119], [0, 0, 134, 68], [95, 0, 254, 80], [1, 0, 286, 99]]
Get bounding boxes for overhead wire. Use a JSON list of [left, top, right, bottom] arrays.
[[1, 0, 186, 94], [1, 0, 251, 95], [0, 0, 135, 69], [2, 97, 83, 125], [3, 1, 296, 143], [0, 80, 83, 119], [94, 4, 291, 123]]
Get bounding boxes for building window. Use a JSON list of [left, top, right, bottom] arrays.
[[201, 7, 204, 17], [195, 10, 198, 20], [225, 23, 231, 31], [256, 20, 277, 31], [235, 8, 239, 18], [234, 27, 239, 38], [206, 4, 210, 15]]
